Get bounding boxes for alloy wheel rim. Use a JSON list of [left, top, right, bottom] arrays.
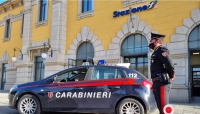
[[20, 98, 37, 114], [121, 102, 140, 114]]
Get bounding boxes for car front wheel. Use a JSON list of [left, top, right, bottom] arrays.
[[17, 94, 41, 114], [116, 98, 145, 114]]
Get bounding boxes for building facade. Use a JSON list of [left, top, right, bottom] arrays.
[[0, 0, 200, 102]]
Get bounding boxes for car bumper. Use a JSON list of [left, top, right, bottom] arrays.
[[8, 92, 16, 109]]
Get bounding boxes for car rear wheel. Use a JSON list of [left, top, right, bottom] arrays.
[[17, 94, 41, 114], [116, 98, 144, 114]]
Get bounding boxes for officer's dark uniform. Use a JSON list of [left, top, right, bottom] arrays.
[[150, 33, 175, 114]]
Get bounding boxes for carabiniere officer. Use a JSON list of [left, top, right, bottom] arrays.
[[149, 32, 175, 114]]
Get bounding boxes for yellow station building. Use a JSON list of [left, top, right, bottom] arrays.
[[0, 0, 200, 102]]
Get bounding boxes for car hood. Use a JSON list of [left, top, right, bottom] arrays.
[[17, 80, 43, 88]]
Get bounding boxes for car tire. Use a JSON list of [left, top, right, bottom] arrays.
[[17, 94, 41, 114], [116, 98, 145, 114]]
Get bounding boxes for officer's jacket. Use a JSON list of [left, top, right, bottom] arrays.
[[150, 45, 175, 79]]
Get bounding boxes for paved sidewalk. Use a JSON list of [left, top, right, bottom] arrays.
[[168, 102, 200, 114], [0, 90, 9, 105], [0, 90, 200, 114]]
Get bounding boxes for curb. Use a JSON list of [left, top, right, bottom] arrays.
[[0, 90, 9, 93]]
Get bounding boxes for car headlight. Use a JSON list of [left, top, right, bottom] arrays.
[[9, 85, 18, 93]]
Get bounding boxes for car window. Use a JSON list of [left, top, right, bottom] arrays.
[[91, 67, 117, 80], [116, 70, 126, 78], [54, 68, 88, 83]]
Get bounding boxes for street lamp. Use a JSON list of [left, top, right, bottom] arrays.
[[41, 52, 47, 58], [12, 48, 23, 61], [41, 42, 53, 58]]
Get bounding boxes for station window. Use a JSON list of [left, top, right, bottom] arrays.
[[20, 14, 24, 37], [36, 0, 48, 27], [124, 57, 148, 77], [4, 19, 11, 39], [121, 34, 148, 77], [82, 0, 93, 13], [39, 0, 47, 21], [78, 0, 94, 19]]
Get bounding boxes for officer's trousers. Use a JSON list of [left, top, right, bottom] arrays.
[[153, 84, 172, 114]]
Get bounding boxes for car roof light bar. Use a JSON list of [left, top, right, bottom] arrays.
[[115, 63, 130, 68], [97, 59, 107, 65]]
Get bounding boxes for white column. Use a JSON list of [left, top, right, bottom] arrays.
[[43, 0, 67, 78], [15, 63, 33, 85], [4, 67, 17, 90], [166, 41, 189, 102], [22, 0, 32, 57], [50, 0, 67, 55], [15, 0, 33, 84]]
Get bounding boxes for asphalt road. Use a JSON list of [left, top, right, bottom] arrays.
[[0, 91, 91, 114]]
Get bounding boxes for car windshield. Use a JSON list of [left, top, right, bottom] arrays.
[[53, 68, 88, 83]]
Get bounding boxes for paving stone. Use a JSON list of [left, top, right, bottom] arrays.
[[173, 110, 183, 114], [195, 104, 200, 109], [183, 110, 195, 114]]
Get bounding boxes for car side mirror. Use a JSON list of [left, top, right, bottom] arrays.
[[46, 78, 54, 84], [53, 75, 57, 82]]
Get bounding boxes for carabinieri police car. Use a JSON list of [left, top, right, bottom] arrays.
[[8, 60, 157, 114]]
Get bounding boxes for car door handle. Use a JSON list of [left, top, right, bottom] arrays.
[[109, 86, 120, 89], [74, 87, 83, 89]]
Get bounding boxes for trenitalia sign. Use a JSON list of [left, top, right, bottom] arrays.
[[113, 0, 157, 18]]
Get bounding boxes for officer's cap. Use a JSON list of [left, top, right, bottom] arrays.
[[150, 32, 165, 41]]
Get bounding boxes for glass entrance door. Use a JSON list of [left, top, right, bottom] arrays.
[[1, 64, 8, 90], [68, 58, 77, 68], [192, 67, 200, 96], [35, 57, 45, 81], [76, 58, 94, 66], [124, 56, 148, 77]]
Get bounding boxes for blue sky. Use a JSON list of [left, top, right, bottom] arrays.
[[0, 0, 5, 4]]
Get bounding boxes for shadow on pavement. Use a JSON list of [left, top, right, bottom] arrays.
[[0, 106, 19, 114], [41, 112, 90, 114], [0, 106, 94, 114], [41, 112, 84, 114]]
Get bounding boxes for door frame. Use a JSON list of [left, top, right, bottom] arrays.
[[31, 49, 46, 82], [190, 65, 200, 97], [68, 58, 77, 68], [188, 50, 191, 103], [72, 57, 94, 67], [188, 49, 200, 102], [0, 63, 8, 90], [34, 56, 45, 81]]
